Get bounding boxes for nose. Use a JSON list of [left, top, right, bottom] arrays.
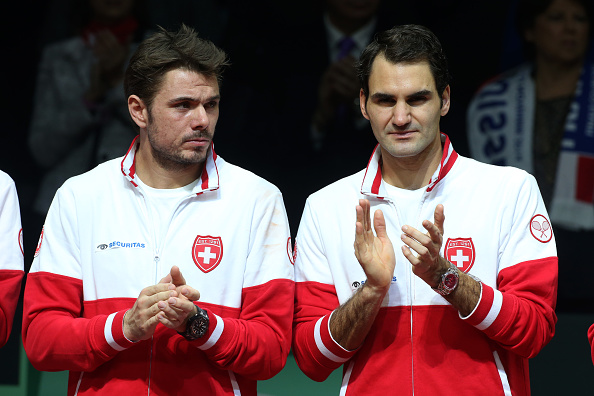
[[391, 102, 411, 126], [191, 105, 209, 130]]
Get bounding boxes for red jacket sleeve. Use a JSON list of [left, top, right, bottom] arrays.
[[186, 278, 294, 380], [463, 257, 558, 358], [0, 269, 23, 347], [292, 281, 355, 382], [22, 271, 135, 371]]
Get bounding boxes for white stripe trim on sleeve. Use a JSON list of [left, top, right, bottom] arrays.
[[314, 316, 350, 363], [476, 289, 503, 330], [104, 312, 126, 351], [198, 313, 224, 351]]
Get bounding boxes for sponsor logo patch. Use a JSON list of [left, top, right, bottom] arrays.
[[95, 241, 147, 252], [351, 276, 397, 293], [530, 214, 552, 243], [192, 235, 223, 273], [444, 238, 475, 273]]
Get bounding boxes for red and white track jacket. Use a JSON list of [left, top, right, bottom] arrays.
[[292, 134, 558, 396], [0, 170, 24, 348], [23, 138, 295, 395]]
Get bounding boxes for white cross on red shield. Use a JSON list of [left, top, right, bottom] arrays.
[[192, 235, 223, 273], [444, 238, 475, 273]]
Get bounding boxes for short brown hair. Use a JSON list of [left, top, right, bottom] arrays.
[[357, 24, 451, 104], [124, 24, 230, 111]]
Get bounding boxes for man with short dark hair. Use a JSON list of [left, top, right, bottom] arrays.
[[23, 24, 294, 396], [292, 24, 557, 395]]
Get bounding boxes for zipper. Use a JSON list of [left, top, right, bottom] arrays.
[[136, 188, 192, 394]]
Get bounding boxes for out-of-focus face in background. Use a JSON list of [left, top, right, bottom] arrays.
[[525, 0, 590, 65]]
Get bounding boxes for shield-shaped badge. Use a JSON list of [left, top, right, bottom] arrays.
[[192, 235, 223, 273], [444, 238, 475, 273]]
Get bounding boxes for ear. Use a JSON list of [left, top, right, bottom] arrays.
[[440, 85, 451, 117], [128, 95, 149, 129], [360, 89, 370, 120]]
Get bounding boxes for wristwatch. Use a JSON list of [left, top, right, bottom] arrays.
[[178, 305, 209, 341], [432, 262, 459, 296]]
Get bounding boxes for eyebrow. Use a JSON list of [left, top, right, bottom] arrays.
[[167, 94, 221, 105], [370, 89, 433, 101]]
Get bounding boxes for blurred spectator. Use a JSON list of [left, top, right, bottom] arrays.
[[265, 0, 417, 233], [467, 0, 594, 311], [28, 0, 149, 236]]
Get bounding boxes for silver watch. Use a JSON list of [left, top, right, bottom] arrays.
[[432, 262, 459, 296]]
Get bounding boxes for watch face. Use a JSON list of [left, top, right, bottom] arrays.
[[190, 318, 208, 338], [444, 273, 458, 289]]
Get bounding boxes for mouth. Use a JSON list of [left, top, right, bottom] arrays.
[[387, 130, 416, 139], [183, 136, 211, 148]]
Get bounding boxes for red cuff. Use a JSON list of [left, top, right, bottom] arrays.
[[462, 283, 503, 331], [190, 308, 223, 351], [105, 310, 136, 351], [315, 313, 357, 363]]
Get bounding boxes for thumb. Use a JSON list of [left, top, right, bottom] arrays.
[[158, 273, 172, 284], [169, 266, 187, 287], [434, 204, 445, 234]]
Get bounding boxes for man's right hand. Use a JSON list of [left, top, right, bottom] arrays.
[[353, 199, 396, 294]]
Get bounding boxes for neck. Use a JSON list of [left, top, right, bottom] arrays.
[[134, 140, 203, 189], [534, 57, 583, 100], [380, 136, 443, 190]]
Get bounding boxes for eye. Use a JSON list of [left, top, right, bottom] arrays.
[[205, 101, 219, 109], [374, 97, 395, 106], [408, 96, 428, 106], [175, 101, 191, 109]]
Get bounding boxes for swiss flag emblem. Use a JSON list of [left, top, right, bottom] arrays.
[[444, 238, 475, 273], [192, 235, 223, 273]]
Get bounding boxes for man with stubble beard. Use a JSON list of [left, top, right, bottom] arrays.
[[23, 24, 294, 396]]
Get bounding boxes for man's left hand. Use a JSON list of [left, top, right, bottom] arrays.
[[400, 204, 450, 287], [158, 266, 201, 332]]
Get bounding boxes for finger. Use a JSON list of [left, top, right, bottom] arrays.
[[168, 297, 197, 313], [140, 289, 178, 311], [433, 204, 445, 234], [401, 225, 430, 246], [360, 199, 371, 232], [422, 219, 442, 245], [373, 209, 388, 239], [355, 203, 365, 235], [169, 266, 187, 287], [401, 232, 428, 258], [141, 283, 176, 298], [401, 245, 419, 266], [177, 285, 200, 302], [158, 272, 172, 284]]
